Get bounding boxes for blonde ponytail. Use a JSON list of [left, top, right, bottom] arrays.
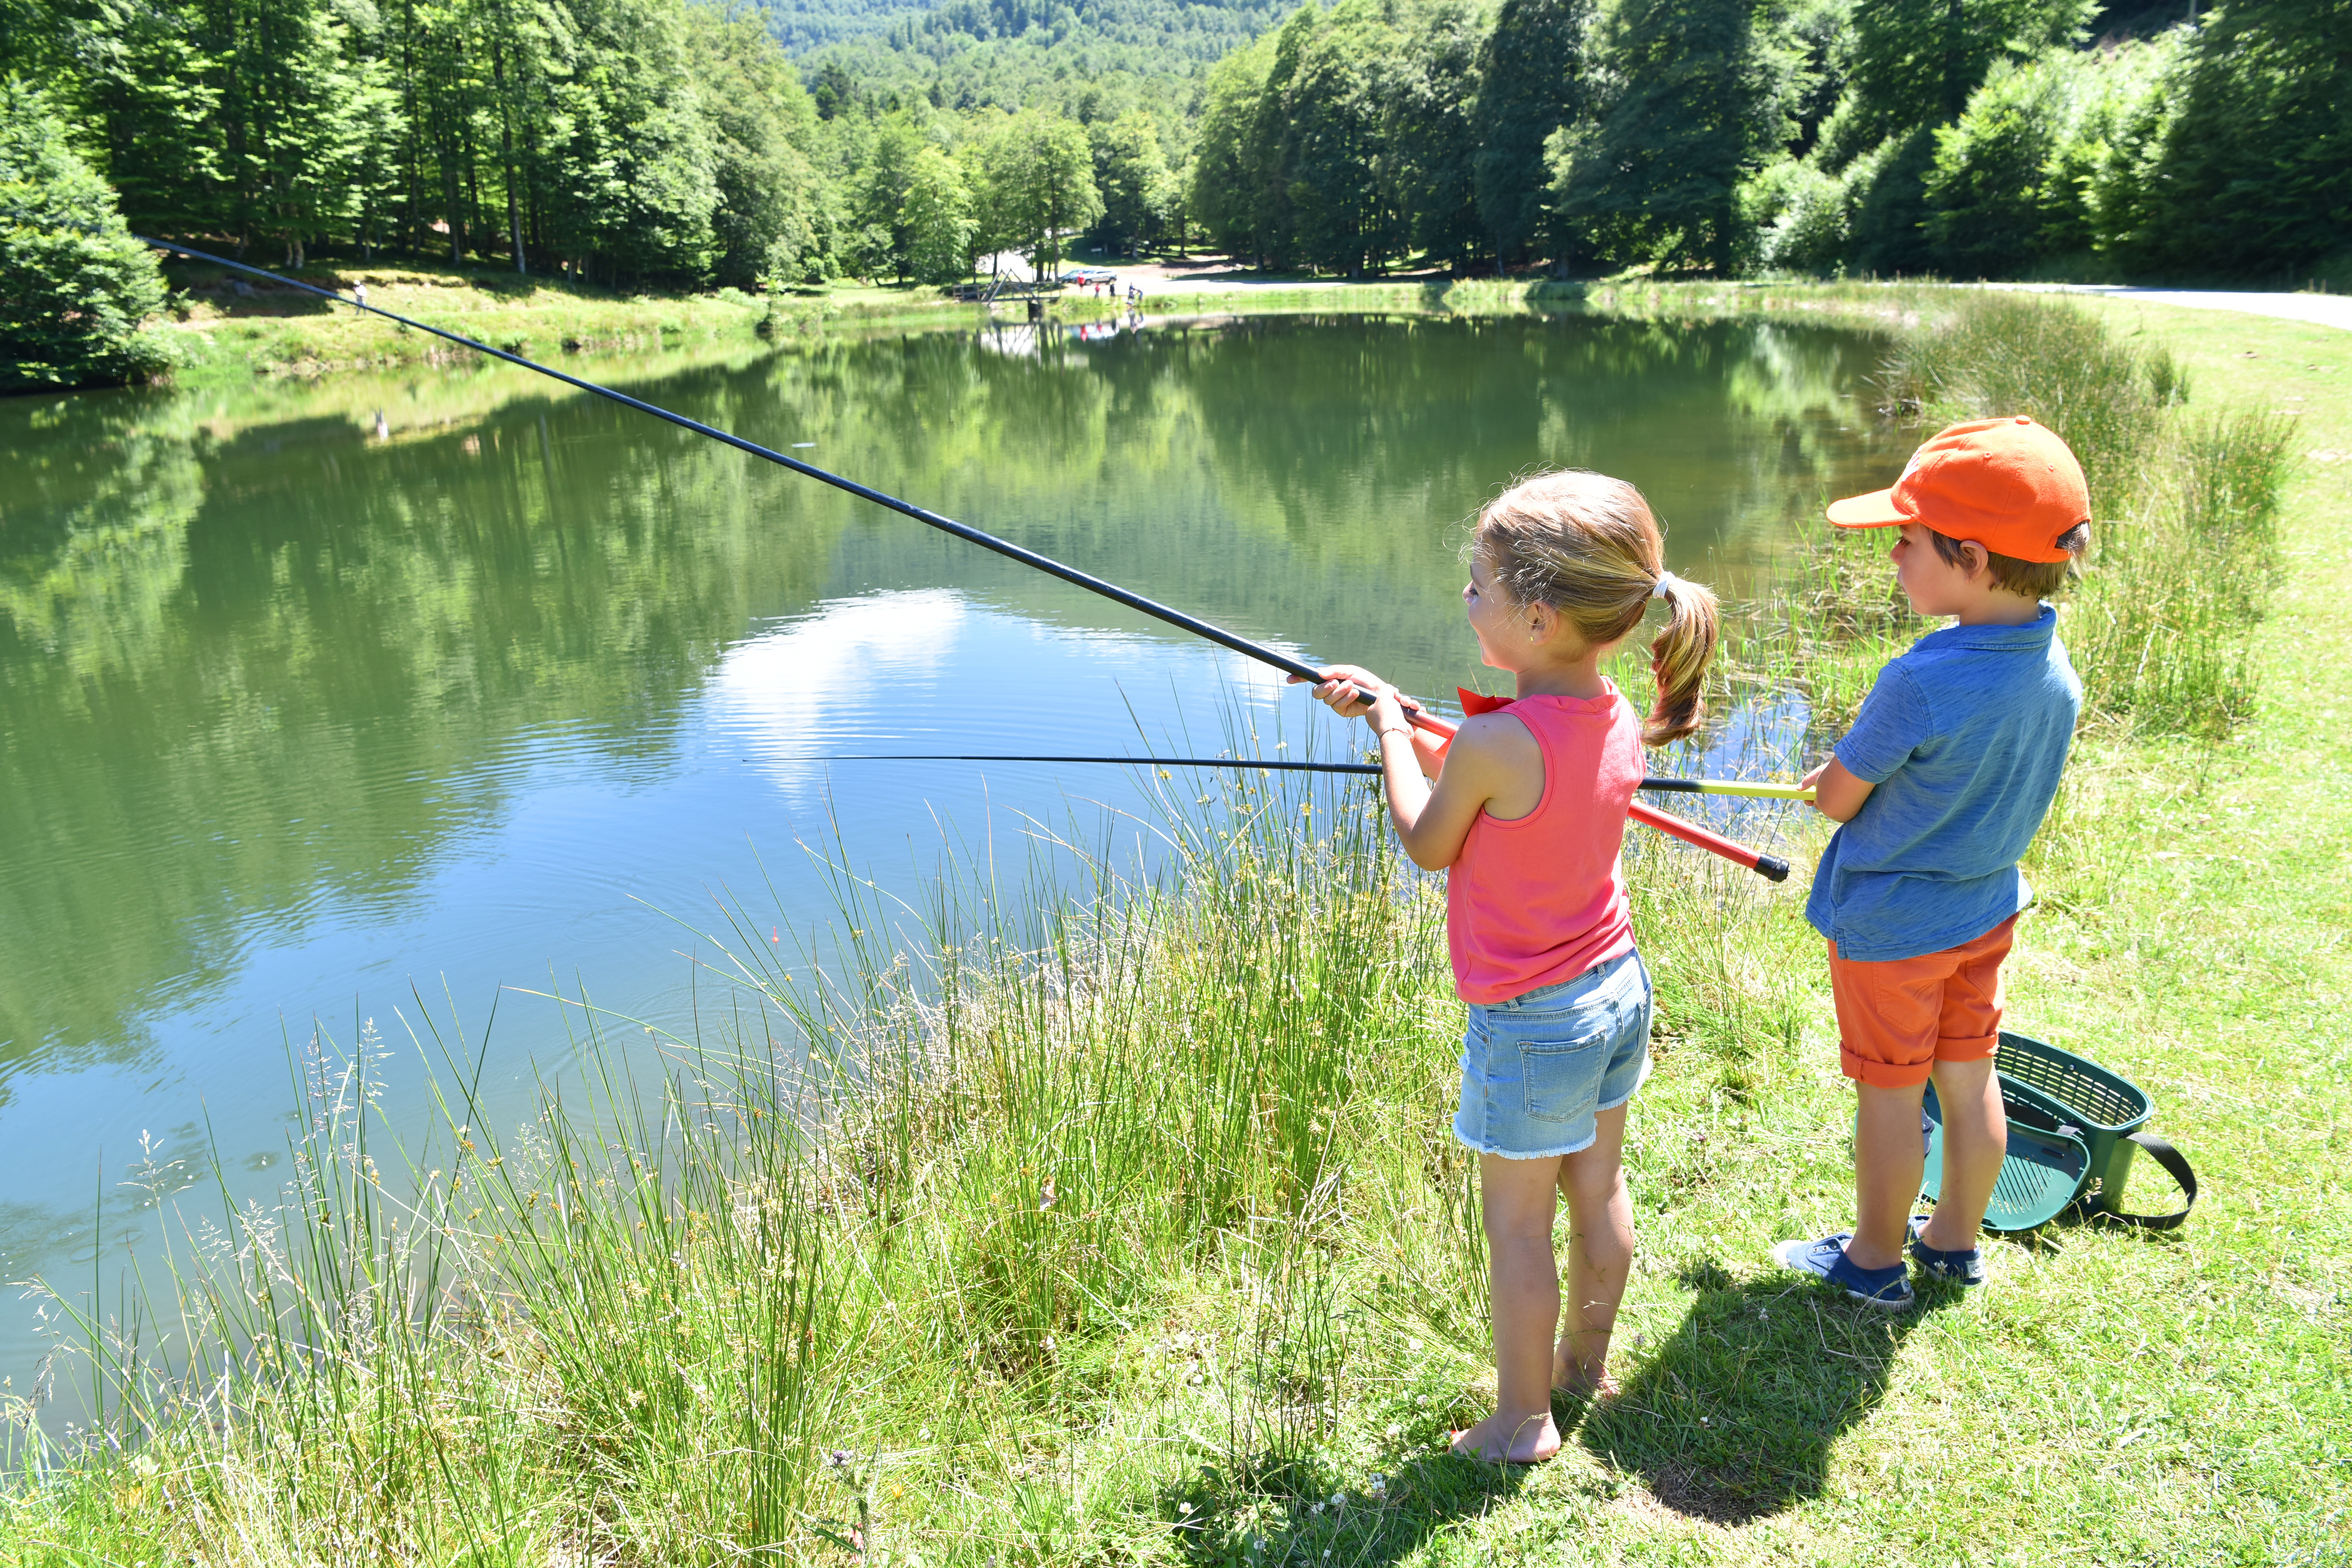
[[1643, 574, 1720, 747], [1472, 470, 1721, 749]]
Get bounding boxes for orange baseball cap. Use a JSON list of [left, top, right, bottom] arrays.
[[1825, 415, 2089, 563]]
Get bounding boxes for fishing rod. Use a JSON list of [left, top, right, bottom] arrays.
[[815, 754, 1816, 801], [138, 236, 1790, 879]]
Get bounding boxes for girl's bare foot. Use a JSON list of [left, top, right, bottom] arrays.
[[1448, 1409, 1562, 1464]]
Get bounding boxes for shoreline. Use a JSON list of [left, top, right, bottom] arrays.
[[119, 262, 2351, 394]]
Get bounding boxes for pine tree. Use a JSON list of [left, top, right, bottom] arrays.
[[1, 78, 169, 390]]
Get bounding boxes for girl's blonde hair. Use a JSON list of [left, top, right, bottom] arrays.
[[1473, 470, 1720, 747]]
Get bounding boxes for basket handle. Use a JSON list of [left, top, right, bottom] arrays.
[[2097, 1131, 2197, 1231]]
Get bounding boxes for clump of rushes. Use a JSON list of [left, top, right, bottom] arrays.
[[1696, 294, 2294, 755], [1876, 293, 2295, 739]]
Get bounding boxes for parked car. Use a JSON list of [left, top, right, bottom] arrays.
[[1057, 267, 1118, 286]]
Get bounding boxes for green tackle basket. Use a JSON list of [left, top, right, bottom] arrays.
[[1921, 1031, 2197, 1233]]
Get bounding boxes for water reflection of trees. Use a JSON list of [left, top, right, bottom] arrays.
[[0, 316, 1900, 1086], [0, 383, 846, 1083]]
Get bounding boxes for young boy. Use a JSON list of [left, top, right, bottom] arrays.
[[1773, 415, 2090, 1308]]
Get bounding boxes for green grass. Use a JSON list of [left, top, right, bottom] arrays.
[[4, 295, 2347, 1565]]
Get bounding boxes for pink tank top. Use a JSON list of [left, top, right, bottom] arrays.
[[1445, 685, 1644, 1004]]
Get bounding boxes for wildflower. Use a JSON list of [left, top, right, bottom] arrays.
[[829, 1448, 854, 1469], [1367, 1473, 1387, 1496], [1406, 1336, 1421, 1352], [1384, 1423, 1401, 1439]]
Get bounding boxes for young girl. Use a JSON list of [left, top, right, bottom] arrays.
[[1305, 470, 1718, 1464]]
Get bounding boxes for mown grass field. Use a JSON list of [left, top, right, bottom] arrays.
[[2, 293, 2344, 1565]]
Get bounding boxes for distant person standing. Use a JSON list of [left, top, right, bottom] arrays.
[[353, 281, 369, 309]]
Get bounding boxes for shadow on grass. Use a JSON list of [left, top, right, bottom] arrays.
[[1163, 1441, 1538, 1568], [1579, 1257, 1955, 1524]]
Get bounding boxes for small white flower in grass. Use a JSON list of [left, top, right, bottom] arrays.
[[1407, 1336, 1422, 1352], [1178, 1501, 1192, 1515], [1368, 1473, 1387, 1496], [1329, 1492, 1344, 1510], [1384, 1422, 1401, 1439]]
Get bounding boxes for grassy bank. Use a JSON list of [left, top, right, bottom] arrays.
[[5, 297, 2346, 1565]]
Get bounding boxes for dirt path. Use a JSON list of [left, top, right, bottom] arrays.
[[1985, 281, 2352, 332]]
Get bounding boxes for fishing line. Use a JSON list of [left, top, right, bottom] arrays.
[[137, 237, 1793, 878], [810, 754, 1814, 800]]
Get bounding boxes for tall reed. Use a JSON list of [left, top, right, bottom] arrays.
[[1877, 293, 2295, 739]]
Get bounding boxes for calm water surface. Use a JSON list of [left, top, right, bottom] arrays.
[[0, 311, 1907, 1397]]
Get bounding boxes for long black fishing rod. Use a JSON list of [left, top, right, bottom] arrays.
[[138, 236, 1340, 687], [814, 754, 1815, 800], [139, 237, 1790, 877]]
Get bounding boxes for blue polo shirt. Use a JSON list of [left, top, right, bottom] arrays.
[[1806, 606, 2081, 962]]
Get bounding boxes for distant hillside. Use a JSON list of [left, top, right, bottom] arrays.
[[759, 0, 944, 54], [773, 0, 1286, 112]]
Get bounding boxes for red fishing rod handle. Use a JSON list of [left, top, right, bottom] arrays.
[[1389, 707, 1791, 883]]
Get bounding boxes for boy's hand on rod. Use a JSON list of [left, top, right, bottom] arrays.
[[1799, 756, 1876, 823]]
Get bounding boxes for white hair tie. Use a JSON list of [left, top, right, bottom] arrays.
[[1652, 571, 1680, 600]]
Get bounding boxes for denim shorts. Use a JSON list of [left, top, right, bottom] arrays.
[[1452, 948, 1652, 1159]]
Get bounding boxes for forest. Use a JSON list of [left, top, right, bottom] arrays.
[[2, 0, 2347, 355]]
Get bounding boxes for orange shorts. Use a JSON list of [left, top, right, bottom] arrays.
[[1825, 917, 2016, 1089]]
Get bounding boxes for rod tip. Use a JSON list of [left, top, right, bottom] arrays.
[[1757, 855, 1791, 883]]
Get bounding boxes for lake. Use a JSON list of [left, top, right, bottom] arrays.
[[0, 309, 1906, 1404]]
